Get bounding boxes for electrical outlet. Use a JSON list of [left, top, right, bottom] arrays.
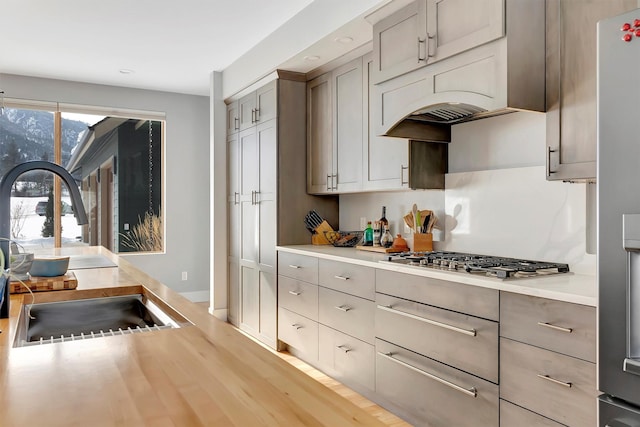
[[124, 223, 129, 231], [181, 271, 188, 281], [360, 217, 367, 230]]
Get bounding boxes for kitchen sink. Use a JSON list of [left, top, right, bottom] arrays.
[[13, 294, 187, 347]]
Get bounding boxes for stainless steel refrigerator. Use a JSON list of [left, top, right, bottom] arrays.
[[598, 8, 640, 425]]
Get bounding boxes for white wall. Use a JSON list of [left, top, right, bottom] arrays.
[[0, 73, 211, 299]]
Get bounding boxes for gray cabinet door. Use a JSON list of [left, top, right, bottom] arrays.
[[238, 92, 256, 131], [426, 0, 504, 64], [363, 53, 409, 191], [333, 57, 364, 192], [307, 73, 334, 194], [226, 100, 239, 135], [372, 0, 428, 83], [546, 0, 638, 181], [255, 80, 277, 124]]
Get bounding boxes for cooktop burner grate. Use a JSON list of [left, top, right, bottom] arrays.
[[383, 251, 570, 279]]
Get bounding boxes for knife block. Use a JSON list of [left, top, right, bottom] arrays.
[[413, 233, 433, 252], [311, 220, 334, 245]]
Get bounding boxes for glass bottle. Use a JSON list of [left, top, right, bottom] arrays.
[[381, 225, 393, 248], [363, 221, 374, 246], [373, 220, 381, 246], [379, 206, 388, 245]]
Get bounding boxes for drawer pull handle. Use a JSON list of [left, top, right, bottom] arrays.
[[292, 323, 303, 330], [288, 290, 301, 296], [378, 351, 477, 398], [337, 345, 351, 353], [288, 264, 301, 269], [537, 322, 573, 333], [378, 305, 476, 337], [537, 374, 572, 388], [334, 305, 352, 312], [334, 275, 349, 281]]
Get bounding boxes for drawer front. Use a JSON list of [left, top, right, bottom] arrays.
[[277, 252, 318, 284], [376, 293, 499, 383], [277, 307, 318, 362], [376, 339, 499, 427], [500, 292, 596, 362], [500, 338, 597, 427], [278, 275, 318, 321], [376, 269, 499, 321], [319, 325, 375, 391], [319, 259, 375, 300], [500, 400, 564, 427], [319, 287, 375, 344]]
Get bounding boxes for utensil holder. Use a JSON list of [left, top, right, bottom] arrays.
[[311, 220, 334, 245], [413, 233, 433, 252]]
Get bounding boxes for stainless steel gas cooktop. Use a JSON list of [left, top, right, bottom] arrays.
[[380, 251, 570, 279]]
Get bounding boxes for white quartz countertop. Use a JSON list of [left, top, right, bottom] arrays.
[[276, 245, 597, 307]]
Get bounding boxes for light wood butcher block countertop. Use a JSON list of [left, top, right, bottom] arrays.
[[0, 246, 387, 427], [277, 245, 597, 307]]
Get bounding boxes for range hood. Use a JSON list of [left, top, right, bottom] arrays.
[[372, 0, 546, 143]]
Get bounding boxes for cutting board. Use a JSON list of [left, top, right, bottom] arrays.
[[355, 245, 404, 254], [9, 271, 78, 294]]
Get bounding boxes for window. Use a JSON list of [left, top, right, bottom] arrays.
[[0, 101, 164, 254]]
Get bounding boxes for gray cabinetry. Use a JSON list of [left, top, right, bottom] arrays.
[[376, 339, 499, 427], [546, 0, 638, 181], [307, 57, 365, 194], [372, 0, 428, 84], [226, 100, 239, 135], [499, 292, 597, 426], [375, 268, 499, 426], [500, 400, 564, 427], [371, 0, 504, 84], [226, 75, 337, 349]]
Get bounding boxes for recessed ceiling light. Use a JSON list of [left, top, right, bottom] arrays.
[[335, 36, 354, 44], [303, 55, 320, 61], [119, 69, 134, 74]]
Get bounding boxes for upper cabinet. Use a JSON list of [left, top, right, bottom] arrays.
[[227, 100, 239, 135], [238, 81, 278, 132], [371, 0, 505, 84], [546, 0, 638, 182], [307, 57, 365, 194]]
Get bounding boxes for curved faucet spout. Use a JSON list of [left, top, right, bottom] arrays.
[[0, 161, 88, 318]]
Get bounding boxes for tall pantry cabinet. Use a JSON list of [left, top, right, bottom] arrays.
[[226, 73, 338, 348]]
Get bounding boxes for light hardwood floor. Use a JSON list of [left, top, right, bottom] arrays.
[[197, 302, 409, 426]]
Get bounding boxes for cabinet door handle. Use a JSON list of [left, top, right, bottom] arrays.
[[337, 345, 352, 353], [537, 374, 572, 388], [333, 275, 349, 281], [288, 264, 301, 269], [332, 174, 338, 190], [378, 304, 477, 337], [547, 146, 558, 175], [326, 174, 332, 191], [254, 190, 260, 204], [234, 117, 239, 130], [254, 108, 260, 122], [234, 192, 239, 205], [378, 352, 477, 397], [288, 290, 301, 296], [251, 108, 256, 123], [334, 305, 352, 312], [291, 323, 303, 330], [418, 37, 426, 61], [537, 322, 573, 333], [401, 165, 409, 186]]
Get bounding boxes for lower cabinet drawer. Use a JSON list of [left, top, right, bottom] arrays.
[[319, 325, 375, 392], [277, 307, 318, 363], [500, 400, 564, 427], [500, 338, 597, 427], [278, 275, 318, 321], [319, 287, 375, 344], [376, 339, 499, 427], [376, 293, 499, 383]]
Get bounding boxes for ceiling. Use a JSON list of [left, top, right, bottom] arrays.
[[2, 0, 328, 96]]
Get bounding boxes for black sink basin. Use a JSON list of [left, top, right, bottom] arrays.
[[15, 294, 182, 346]]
